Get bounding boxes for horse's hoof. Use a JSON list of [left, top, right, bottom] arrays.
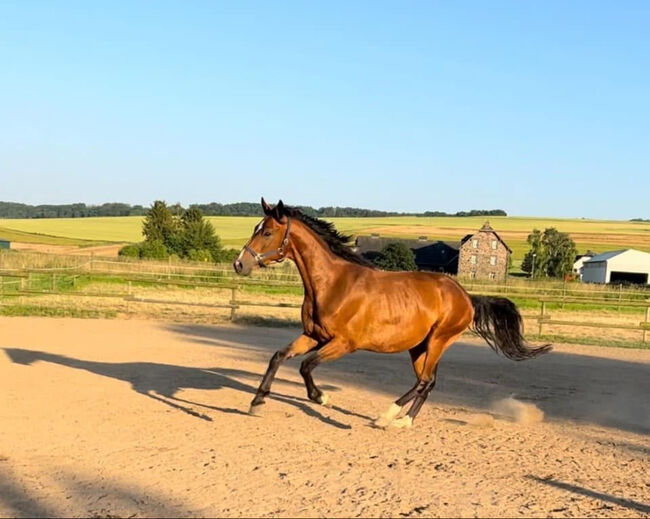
[[374, 403, 403, 428], [373, 416, 392, 429], [389, 415, 413, 429], [319, 393, 332, 407], [248, 404, 264, 416]]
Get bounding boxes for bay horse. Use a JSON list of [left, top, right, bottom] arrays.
[[233, 198, 551, 428]]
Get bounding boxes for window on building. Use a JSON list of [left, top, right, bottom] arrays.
[[489, 272, 496, 280], [472, 239, 478, 249], [491, 240, 497, 249], [470, 255, 477, 264], [490, 256, 497, 266], [469, 271, 475, 279]]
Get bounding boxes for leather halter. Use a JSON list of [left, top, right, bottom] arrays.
[[244, 217, 292, 268]]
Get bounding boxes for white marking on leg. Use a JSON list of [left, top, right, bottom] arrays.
[[389, 415, 413, 429], [374, 403, 403, 428], [320, 392, 331, 407]]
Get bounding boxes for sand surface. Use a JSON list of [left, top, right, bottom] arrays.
[[0, 317, 648, 518]]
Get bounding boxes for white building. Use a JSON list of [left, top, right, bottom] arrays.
[[581, 249, 650, 285], [573, 253, 595, 280]]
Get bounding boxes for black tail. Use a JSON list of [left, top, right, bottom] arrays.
[[470, 295, 552, 361]]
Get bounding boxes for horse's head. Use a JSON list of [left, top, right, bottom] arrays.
[[233, 198, 292, 276]]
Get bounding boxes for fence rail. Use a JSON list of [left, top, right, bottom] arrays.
[[1, 267, 649, 344]]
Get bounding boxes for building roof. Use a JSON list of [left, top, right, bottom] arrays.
[[584, 249, 630, 262], [355, 235, 460, 253], [584, 249, 650, 264], [354, 236, 460, 270]]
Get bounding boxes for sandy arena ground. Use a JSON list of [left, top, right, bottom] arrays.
[[0, 317, 648, 518]]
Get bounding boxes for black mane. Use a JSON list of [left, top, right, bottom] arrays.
[[282, 206, 375, 267]]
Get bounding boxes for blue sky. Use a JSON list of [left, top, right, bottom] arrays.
[[1, 1, 648, 219]]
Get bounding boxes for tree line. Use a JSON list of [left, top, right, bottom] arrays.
[[0, 200, 507, 219]]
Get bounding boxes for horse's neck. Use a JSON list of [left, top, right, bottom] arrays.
[[289, 222, 340, 301]]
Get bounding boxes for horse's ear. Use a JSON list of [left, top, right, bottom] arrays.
[[261, 197, 272, 215], [270, 200, 284, 222]]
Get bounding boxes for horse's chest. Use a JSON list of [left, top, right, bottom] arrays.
[[301, 298, 331, 342]]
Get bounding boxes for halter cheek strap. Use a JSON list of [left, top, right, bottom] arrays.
[[244, 218, 291, 268]]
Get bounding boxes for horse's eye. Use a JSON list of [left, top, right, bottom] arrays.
[[263, 231, 272, 237]]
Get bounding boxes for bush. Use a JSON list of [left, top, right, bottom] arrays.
[[139, 239, 169, 260], [187, 248, 214, 262], [216, 248, 240, 263], [118, 243, 141, 258], [374, 242, 417, 271]]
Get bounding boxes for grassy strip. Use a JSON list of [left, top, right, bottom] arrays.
[[534, 333, 649, 350], [0, 304, 117, 319]]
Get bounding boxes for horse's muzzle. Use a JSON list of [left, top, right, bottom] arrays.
[[233, 259, 251, 276]]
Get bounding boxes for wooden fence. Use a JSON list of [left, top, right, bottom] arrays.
[[1, 268, 649, 344]]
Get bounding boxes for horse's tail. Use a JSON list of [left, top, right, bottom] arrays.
[[470, 295, 552, 361]]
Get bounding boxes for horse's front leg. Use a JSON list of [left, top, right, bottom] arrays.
[[299, 339, 351, 406], [249, 334, 317, 414]]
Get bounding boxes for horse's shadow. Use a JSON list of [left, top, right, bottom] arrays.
[[2, 348, 364, 429]]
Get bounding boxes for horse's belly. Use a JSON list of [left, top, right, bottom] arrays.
[[347, 302, 434, 352]]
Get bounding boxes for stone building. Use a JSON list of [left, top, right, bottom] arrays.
[[354, 221, 511, 281], [457, 222, 511, 281]]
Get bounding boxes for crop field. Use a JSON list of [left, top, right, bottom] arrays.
[[1, 215, 650, 262]]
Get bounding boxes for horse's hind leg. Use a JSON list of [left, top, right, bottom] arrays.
[[374, 343, 427, 427], [390, 327, 465, 428], [299, 339, 351, 405]]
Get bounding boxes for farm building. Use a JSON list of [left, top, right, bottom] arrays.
[[457, 222, 511, 282], [581, 249, 650, 285], [354, 221, 511, 281], [572, 251, 598, 280], [0, 238, 10, 249], [354, 235, 460, 273]]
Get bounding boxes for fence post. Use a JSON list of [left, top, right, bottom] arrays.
[[168, 256, 172, 280], [561, 279, 567, 309], [617, 284, 622, 312], [643, 305, 649, 344], [51, 273, 56, 292], [538, 300, 546, 337], [230, 286, 237, 321]]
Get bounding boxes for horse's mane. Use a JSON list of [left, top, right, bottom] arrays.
[[281, 205, 375, 268]]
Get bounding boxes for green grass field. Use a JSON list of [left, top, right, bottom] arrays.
[[1, 215, 650, 262]]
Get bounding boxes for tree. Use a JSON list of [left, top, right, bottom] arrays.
[[521, 229, 544, 278], [374, 242, 417, 271], [541, 228, 577, 278], [142, 200, 179, 248], [179, 207, 224, 261], [522, 228, 576, 278]]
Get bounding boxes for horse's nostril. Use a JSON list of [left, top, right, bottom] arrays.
[[234, 260, 242, 273]]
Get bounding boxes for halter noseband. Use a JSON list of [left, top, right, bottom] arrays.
[[244, 217, 292, 268]]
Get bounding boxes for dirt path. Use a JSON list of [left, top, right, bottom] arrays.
[[10, 242, 125, 256], [0, 317, 648, 518]]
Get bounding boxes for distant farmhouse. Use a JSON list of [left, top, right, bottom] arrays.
[[0, 238, 10, 250], [354, 221, 511, 281]]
